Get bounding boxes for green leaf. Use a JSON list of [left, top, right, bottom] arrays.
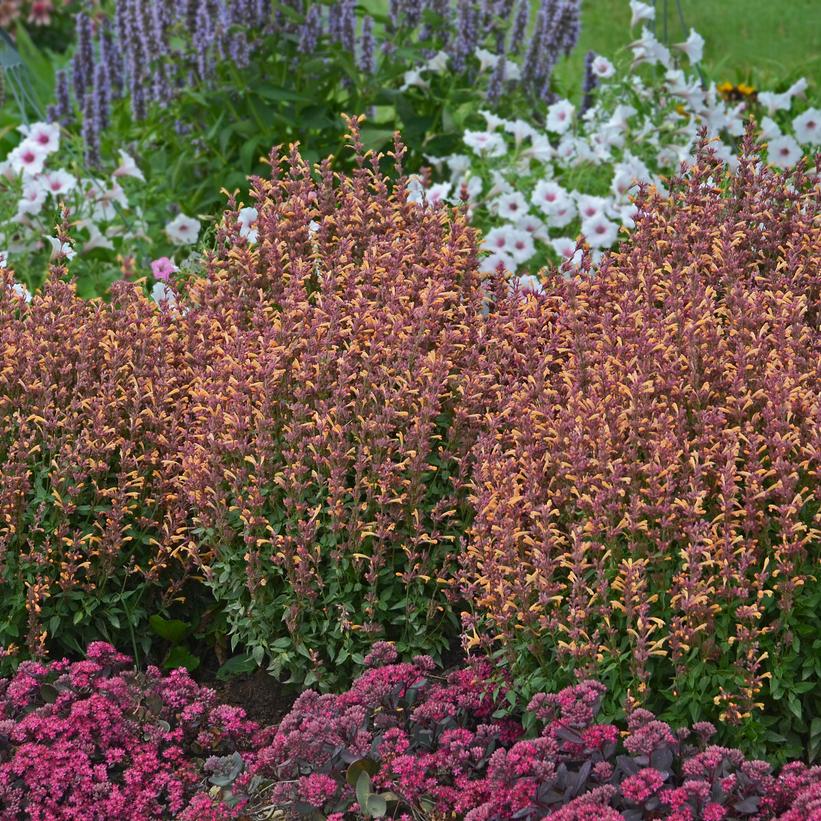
[[239, 136, 261, 171], [359, 127, 394, 152], [149, 615, 190, 644], [163, 646, 200, 672], [355, 771, 373, 812], [255, 85, 313, 103], [787, 693, 802, 721], [346, 758, 379, 787], [208, 752, 245, 787], [365, 795, 387, 818], [216, 653, 257, 681]]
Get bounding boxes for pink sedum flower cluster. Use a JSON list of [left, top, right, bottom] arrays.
[[1, 644, 819, 819], [242, 652, 821, 820], [0, 642, 260, 820]]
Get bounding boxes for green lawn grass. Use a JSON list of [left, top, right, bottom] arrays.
[[556, 0, 820, 97]]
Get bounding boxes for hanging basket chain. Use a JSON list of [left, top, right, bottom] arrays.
[[0, 29, 44, 125]]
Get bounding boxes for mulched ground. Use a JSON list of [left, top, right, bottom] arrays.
[[210, 668, 299, 726]]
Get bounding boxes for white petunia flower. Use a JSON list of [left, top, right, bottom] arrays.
[[629, 0, 655, 28], [12, 282, 32, 302], [454, 175, 483, 202], [588, 129, 616, 161], [488, 170, 514, 198], [551, 237, 583, 268], [792, 108, 820, 145], [614, 154, 651, 184], [425, 182, 452, 206], [478, 250, 514, 275], [446, 154, 471, 177], [590, 55, 615, 78], [594, 125, 626, 153], [406, 175, 425, 204], [8, 142, 48, 177], [724, 108, 745, 137], [757, 78, 809, 116], [531, 180, 569, 216], [611, 170, 639, 199], [165, 213, 201, 245], [554, 137, 577, 165], [759, 116, 782, 141], [656, 144, 693, 169], [521, 134, 554, 163], [400, 69, 429, 91], [0, 251, 7, 268], [463, 130, 507, 157], [17, 180, 47, 216], [767, 135, 802, 169], [511, 273, 543, 295], [480, 110, 506, 131], [570, 138, 597, 166], [665, 69, 705, 110], [91, 181, 129, 222], [505, 229, 536, 264], [504, 119, 538, 145], [581, 214, 619, 248], [83, 222, 115, 252], [17, 122, 60, 154], [425, 51, 449, 73], [545, 198, 576, 228], [546, 99, 575, 134], [607, 104, 637, 132], [47, 236, 76, 260], [113, 150, 146, 182], [617, 203, 639, 229], [483, 226, 515, 256], [631, 27, 671, 68], [237, 206, 259, 242], [516, 214, 549, 242], [709, 140, 738, 172], [576, 194, 609, 222], [493, 191, 529, 221], [43, 169, 77, 197], [474, 48, 500, 72], [789, 78, 809, 98], [503, 62, 522, 82], [674, 29, 704, 64], [151, 281, 178, 308], [757, 91, 787, 116]]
